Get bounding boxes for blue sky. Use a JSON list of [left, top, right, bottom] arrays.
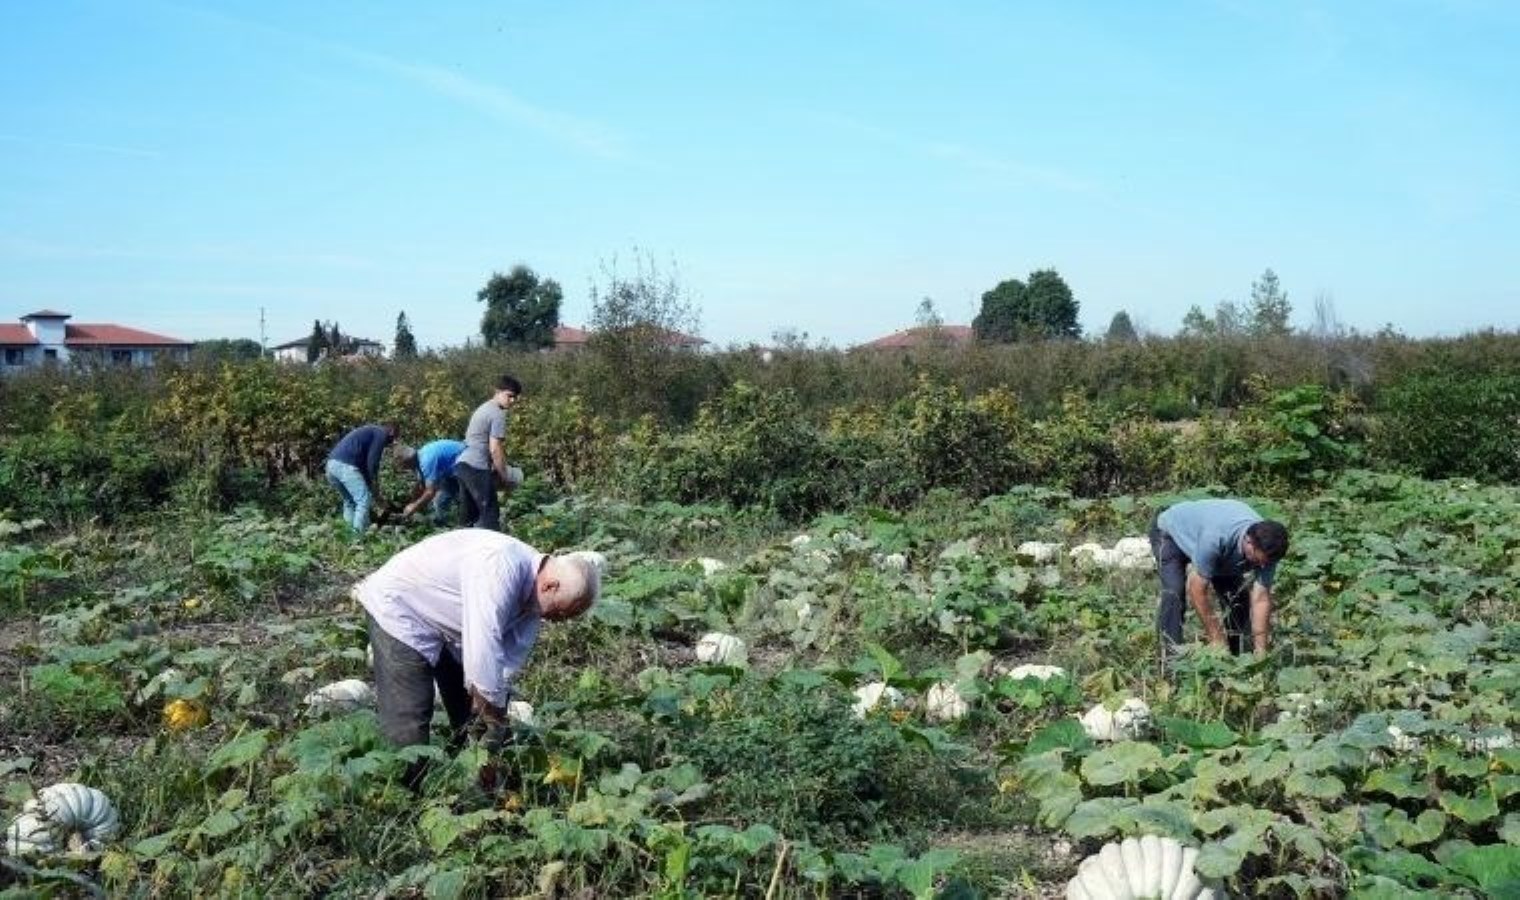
[[3, 1, 1517, 350]]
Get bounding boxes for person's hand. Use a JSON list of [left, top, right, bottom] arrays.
[[470, 686, 506, 724]]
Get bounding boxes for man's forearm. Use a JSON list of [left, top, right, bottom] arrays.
[[489, 441, 509, 483], [1189, 575, 1226, 645], [1251, 586, 1273, 654]]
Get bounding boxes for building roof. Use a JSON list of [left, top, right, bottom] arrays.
[[21, 309, 71, 320], [64, 324, 192, 347], [553, 325, 591, 345], [857, 325, 975, 350], [1, 321, 190, 347], [271, 335, 383, 350]]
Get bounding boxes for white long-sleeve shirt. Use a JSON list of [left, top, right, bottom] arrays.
[[357, 530, 544, 707]]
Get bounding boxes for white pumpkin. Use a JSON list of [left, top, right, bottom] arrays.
[[1109, 537, 1156, 571], [507, 700, 537, 727], [5, 812, 57, 856], [1274, 692, 1328, 724], [696, 557, 727, 576], [1080, 698, 1152, 741], [304, 679, 375, 714], [1001, 663, 1068, 682], [924, 681, 969, 723], [694, 632, 747, 666], [133, 667, 183, 704], [21, 783, 121, 852], [1016, 541, 1062, 564], [1066, 834, 1225, 899], [1069, 543, 1115, 568], [879, 552, 908, 571], [789, 534, 812, 548], [1387, 724, 1423, 754], [851, 682, 905, 718]]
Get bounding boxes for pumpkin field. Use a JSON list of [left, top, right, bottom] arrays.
[[2, 466, 1517, 898]]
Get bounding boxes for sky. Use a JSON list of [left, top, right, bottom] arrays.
[[2, 0, 1518, 351]]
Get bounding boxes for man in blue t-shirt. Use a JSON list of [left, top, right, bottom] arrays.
[[1149, 499, 1289, 663], [398, 439, 466, 526], [325, 423, 399, 534]]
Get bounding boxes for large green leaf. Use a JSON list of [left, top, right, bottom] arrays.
[[1157, 716, 1238, 749], [1442, 844, 1520, 897], [1080, 742, 1164, 787]]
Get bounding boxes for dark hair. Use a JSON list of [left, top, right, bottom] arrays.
[[381, 422, 400, 440], [1248, 520, 1289, 561], [495, 374, 523, 396]]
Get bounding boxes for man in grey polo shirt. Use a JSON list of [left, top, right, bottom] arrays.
[[455, 374, 522, 530], [1149, 499, 1289, 663]]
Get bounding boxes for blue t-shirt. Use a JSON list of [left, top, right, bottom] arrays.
[[418, 439, 466, 486], [329, 424, 393, 484], [1157, 499, 1277, 587]]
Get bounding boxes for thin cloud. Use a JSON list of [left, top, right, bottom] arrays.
[[172, 4, 626, 161], [0, 134, 161, 159], [0, 236, 376, 269]]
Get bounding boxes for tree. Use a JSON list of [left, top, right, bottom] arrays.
[[973, 269, 1080, 342], [192, 338, 264, 363], [394, 312, 418, 359], [1215, 300, 1245, 337], [478, 264, 562, 350], [1024, 269, 1081, 339], [1248, 268, 1292, 337], [973, 278, 1026, 342], [586, 248, 703, 420], [306, 319, 327, 363], [1180, 304, 1215, 337], [915, 297, 944, 330], [1105, 310, 1138, 342]]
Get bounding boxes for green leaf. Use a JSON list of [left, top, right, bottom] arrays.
[[1499, 814, 1520, 846], [1080, 742, 1164, 787], [1065, 797, 1135, 839], [1363, 765, 1426, 800], [1157, 716, 1238, 749], [1442, 844, 1520, 897], [204, 729, 271, 775], [1440, 790, 1500, 826], [1195, 833, 1254, 879], [1285, 770, 1345, 800], [1025, 719, 1092, 755], [132, 831, 179, 859], [196, 809, 242, 839]]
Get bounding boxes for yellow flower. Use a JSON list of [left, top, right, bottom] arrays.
[[163, 699, 209, 732]]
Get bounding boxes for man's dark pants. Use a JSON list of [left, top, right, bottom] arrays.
[[1148, 514, 1250, 656], [367, 613, 474, 787], [454, 462, 501, 530]]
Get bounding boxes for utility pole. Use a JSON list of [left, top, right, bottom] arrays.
[[259, 307, 267, 356]]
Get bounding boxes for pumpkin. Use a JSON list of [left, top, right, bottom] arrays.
[[924, 681, 969, 723], [543, 756, 581, 787], [304, 679, 375, 714], [507, 700, 536, 727], [851, 682, 905, 718], [5, 813, 57, 856], [1016, 541, 1062, 564], [694, 632, 746, 666], [1001, 663, 1067, 682], [879, 552, 908, 571], [789, 534, 812, 548], [1066, 834, 1225, 899], [163, 698, 210, 732], [695, 557, 727, 576], [1079, 698, 1152, 741]]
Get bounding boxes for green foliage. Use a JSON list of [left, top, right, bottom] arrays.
[[392, 312, 418, 359], [0, 428, 177, 523], [1248, 268, 1293, 337], [1105, 310, 1139, 342], [1373, 367, 1520, 482], [973, 269, 1081, 341], [477, 264, 562, 350], [191, 338, 264, 363]]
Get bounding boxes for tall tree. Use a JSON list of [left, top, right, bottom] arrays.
[[479, 264, 562, 350], [1180, 304, 1215, 337], [306, 319, 327, 363], [972, 278, 1027, 342], [586, 248, 703, 419], [1105, 310, 1138, 342], [1215, 300, 1245, 336], [1248, 268, 1292, 337], [393, 312, 418, 359], [1024, 269, 1081, 339]]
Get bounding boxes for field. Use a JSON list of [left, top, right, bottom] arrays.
[[2, 470, 1518, 897]]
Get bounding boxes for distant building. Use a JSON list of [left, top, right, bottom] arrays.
[[0, 310, 191, 372], [270, 335, 385, 363], [854, 325, 975, 351], [551, 324, 706, 352]]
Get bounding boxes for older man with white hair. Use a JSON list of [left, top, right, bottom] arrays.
[[356, 529, 600, 758]]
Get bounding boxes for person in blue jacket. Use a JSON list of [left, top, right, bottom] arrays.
[[398, 438, 467, 526], [325, 423, 399, 534]]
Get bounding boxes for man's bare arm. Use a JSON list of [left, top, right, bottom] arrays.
[[1188, 571, 1227, 646], [1250, 583, 1273, 656]]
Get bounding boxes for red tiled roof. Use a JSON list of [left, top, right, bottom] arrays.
[[64, 324, 191, 347], [858, 325, 975, 350], [0, 325, 37, 345], [21, 309, 71, 320], [554, 325, 590, 344]]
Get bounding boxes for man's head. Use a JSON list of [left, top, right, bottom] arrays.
[[493, 374, 523, 408], [535, 554, 600, 622], [1244, 520, 1289, 568], [382, 422, 401, 442], [391, 443, 418, 472]]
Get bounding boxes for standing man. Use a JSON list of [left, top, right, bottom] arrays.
[[1149, 499, 1289, 663], [325, 422, 399, 534], [398, 438, 466, 526], [355, 530, 599, 767], [455, 374, 522, 530]]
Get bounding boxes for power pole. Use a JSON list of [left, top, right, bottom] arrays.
[[259, 307, 267, 355]]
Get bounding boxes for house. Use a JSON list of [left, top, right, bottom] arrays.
[[551, 324, 707, 351], [270, 335, 385, 363], [0, 310, 191, 372], [854, 325, 975, 351]]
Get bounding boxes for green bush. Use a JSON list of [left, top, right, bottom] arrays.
[[0, 429, 177, 523], [1373, 369, 1520, 481]]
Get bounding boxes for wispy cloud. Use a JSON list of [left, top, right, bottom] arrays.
[[809, 112, 1100, 196], [173, 4, 626, 160], [0, 134, 162, 159], [0, 235, 377, 269]]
